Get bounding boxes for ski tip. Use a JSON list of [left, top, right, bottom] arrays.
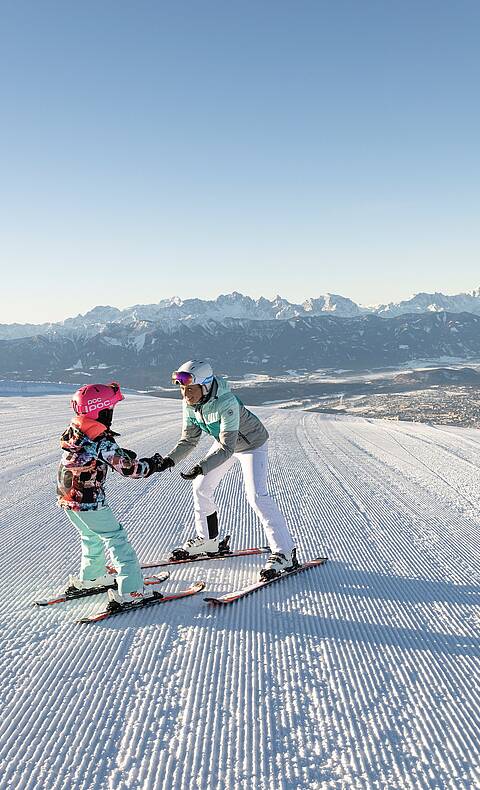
[[34, 597, 66, 606], [144, 571, 170, 585], [77, 615, 108, 624], [203, 596, 232, 605]]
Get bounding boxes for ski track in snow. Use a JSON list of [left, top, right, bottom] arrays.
[[0, 395, 479, 790]]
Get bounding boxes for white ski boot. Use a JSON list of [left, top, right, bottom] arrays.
[[170, 535, 220, 560], [260, 548, 298, 581], [67, 573, 115, 591], [106, 586, 155, 612]]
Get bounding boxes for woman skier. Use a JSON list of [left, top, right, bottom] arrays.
[[57, 381, 163, 610], [156, 360, 297, 579]]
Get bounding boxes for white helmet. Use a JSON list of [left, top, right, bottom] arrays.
[[172, 360, 214, 394]]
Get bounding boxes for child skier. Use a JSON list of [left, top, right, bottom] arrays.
[[57, 381, 163, 611]]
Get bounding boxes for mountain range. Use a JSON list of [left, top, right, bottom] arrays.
[[1, 309, 480, 389], [2, 288, 480, 341]]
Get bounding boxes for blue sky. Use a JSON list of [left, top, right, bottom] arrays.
[[1, 1, 479, 323]]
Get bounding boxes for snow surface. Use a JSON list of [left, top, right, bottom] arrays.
[[0, 393, 479, 789]]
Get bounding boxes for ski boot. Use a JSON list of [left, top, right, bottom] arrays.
[[259, 548, 298, 581], [170, 535, 220, 560], [106, 586, 158, 613], [169, 530, 232, 560], [66, 573, 116, 595], [170, 512, 231, 560]]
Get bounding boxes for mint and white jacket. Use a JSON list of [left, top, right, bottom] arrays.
[[168, 377, 269, 474]]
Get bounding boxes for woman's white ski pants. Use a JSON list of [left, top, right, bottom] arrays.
[[192, 440, 294, 554]]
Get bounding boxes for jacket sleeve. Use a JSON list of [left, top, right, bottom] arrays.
[[167, 405, 203, 465], [200, 396, 240, 474], [99, 441, 152, 478]]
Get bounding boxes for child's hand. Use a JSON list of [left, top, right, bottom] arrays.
[[120, 448, 137, 460]]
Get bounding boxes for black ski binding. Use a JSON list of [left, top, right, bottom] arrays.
[[169, 534, 231, 561], [210, 535, 231, 556], [106, 590, 164, 614], [63, 580, 117, 598]]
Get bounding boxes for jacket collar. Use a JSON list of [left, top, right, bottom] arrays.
[[71, 415, 108, 440], [195, 378, 218, 411]]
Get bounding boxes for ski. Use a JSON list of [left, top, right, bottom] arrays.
[[77, 580, 206, 623], [204, 557, 328, 605], [34, 572, 170, 607], [127, 535, 270, 570]]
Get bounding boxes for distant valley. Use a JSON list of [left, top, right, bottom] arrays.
[[1, 290, 480, 398]]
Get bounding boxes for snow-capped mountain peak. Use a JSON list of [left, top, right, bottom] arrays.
[[372, 287, 480, 318], [2, 288, 480, 341]]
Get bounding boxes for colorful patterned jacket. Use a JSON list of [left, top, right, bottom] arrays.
[[57, 415, 154, 511]]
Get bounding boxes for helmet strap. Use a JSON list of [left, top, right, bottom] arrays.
[[200, 379, 215, 403]]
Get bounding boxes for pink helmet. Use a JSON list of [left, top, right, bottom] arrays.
[[71, 382, 124, 420]]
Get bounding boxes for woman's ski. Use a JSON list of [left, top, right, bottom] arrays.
[[134, 536, 270, 569], [204, 557, 328, 605]]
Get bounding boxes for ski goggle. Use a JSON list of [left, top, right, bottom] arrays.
[[172, 371, 195, 386]]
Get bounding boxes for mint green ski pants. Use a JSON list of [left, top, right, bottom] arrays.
[[65, 506, 143, 595]]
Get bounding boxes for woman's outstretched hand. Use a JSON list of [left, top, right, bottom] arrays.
[[180, 465, 203, 480], [156, 455, 175, 472], [141, 454, 175, 474]]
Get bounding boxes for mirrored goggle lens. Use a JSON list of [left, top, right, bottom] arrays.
[[172, 371, 194, 386]]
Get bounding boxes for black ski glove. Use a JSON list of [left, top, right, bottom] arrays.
[[157, 456, 175, 472], [140, 453, 166, 476], [180, 464, 203, 480]]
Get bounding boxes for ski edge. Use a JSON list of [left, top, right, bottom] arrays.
[[204, 557, 328, 605]]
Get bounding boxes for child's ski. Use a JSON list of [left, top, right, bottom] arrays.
[[77, 580, 205, 623], [204, 558, 328, 605], [34, 573, 169, 607]]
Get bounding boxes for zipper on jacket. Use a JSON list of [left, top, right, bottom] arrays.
[[195, 405, 210, 434]]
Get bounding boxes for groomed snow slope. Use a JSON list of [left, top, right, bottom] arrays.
[[0, 394, 479, 790]]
